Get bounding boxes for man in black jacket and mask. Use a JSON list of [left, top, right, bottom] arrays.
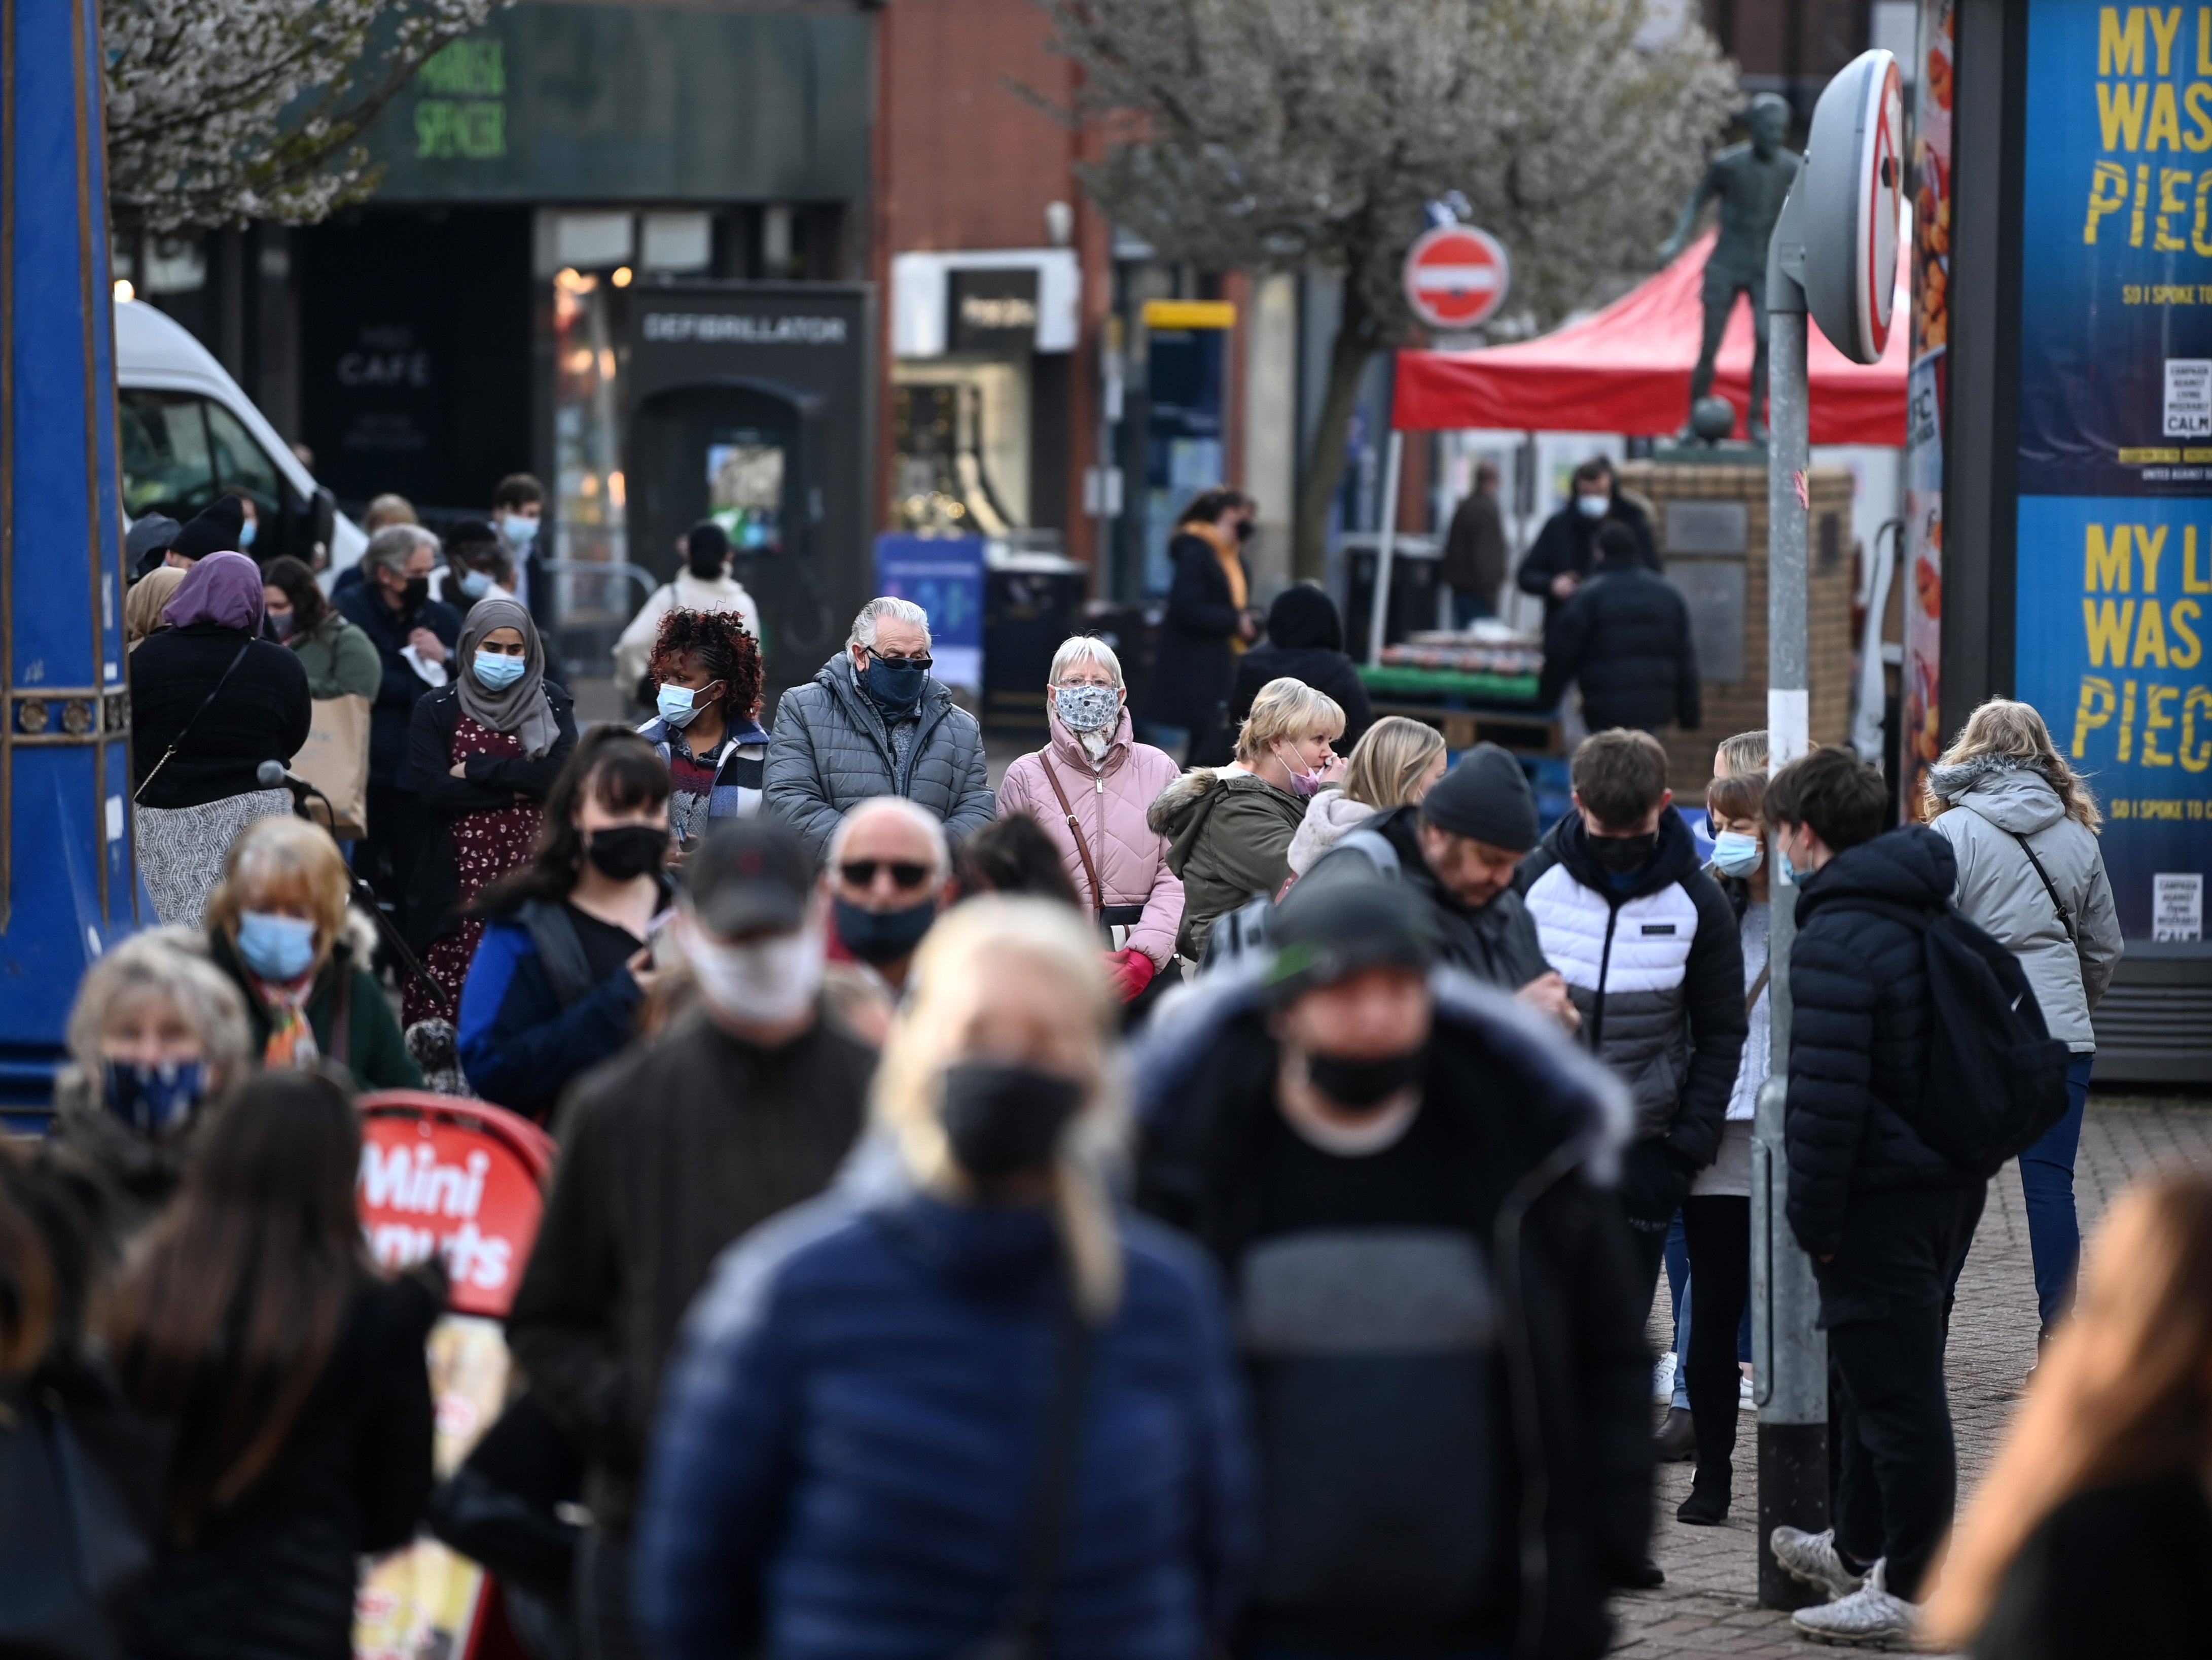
[[338, 524, 463, 923], [1136, 875, 1652, 1658], [1515, 458, 1661, 630], [1516, 730, 1745, 1295], [1760, 746, 1981, 1647]]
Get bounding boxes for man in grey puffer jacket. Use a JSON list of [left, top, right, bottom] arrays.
[[1926, 728, 2123, 1336], [764, 597, 997, 864]]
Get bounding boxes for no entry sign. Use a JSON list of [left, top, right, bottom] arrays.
[[1403, 225, 1510, 332]]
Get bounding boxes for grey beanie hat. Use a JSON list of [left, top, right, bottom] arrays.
[[1418, 743, 1539, 853]]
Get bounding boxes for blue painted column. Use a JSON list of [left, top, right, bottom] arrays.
[[2, 0, 140, 1109]]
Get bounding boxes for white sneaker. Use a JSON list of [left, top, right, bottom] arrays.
[[1653, 1351, 1678, 1404], [1740, 1369, 1756, 1410], [1790, 1559, 1919, 1647], [1769, 1526, 1866, 1602]]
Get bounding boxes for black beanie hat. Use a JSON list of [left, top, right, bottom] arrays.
[[1264, 874, 1436, 1005], [1265, 584, 1343, 652], [1418, 743, 1540, 853], [170, 495, 245, 562], [687, 521, 732, 577]]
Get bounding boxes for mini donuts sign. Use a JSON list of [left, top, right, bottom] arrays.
[[356, 1101, 551, 1319]]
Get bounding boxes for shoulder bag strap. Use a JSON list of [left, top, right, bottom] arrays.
[[1743, 961, 1771, 1016], [2010, 831, 2079, 944], [973, 1291, 1096, 1660], [132, 641, 253, 804], [1038, 754, 1105, 922]]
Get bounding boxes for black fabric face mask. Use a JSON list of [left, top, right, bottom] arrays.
[[834, 894, 937, 963], [1234, 518, 1255, 544], [397, 575, 430, 610], [587, 824, 667, 882], [939, 1062, 1085, 1180], [1587, 829, 1658, 875], [1306, 1044, 1428, 1109]]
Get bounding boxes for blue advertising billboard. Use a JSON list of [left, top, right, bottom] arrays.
[[2015, 1, 2212, 942]]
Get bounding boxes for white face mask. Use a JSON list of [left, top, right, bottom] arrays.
[[683, 917, 825, 1025]]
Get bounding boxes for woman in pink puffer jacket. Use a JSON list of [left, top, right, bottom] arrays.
[[996, 636, 1185, 1003]]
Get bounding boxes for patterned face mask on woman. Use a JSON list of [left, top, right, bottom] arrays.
[[1053, 684, 1119, 733]]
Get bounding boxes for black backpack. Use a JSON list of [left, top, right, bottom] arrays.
[[1831, 898, 2072, 1175]]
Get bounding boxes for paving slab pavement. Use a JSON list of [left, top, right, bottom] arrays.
[[1610, 1096, 2212, 1657]]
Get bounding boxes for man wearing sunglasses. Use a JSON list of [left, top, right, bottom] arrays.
[[765, 597, 997, 864], [823, 797, 951, 997]]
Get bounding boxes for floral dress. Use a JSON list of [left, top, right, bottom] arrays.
[[406, 714, 543, 1027]]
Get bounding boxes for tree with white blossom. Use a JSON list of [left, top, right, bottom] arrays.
[[104, 0, 509, 232], [1036, 0, 1739, 579]]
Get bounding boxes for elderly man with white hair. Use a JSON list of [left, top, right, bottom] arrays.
[[764, 596, 996, 863], [823, 796, 951, 999], [996, 634, 1185, 1005]]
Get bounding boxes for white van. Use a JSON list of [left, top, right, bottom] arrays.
[[114, 297, 367, 576]]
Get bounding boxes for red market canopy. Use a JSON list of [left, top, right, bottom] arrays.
[[1389, 230, 1908, 446]]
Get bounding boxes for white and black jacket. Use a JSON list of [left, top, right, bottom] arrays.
[[1515, 811, 1746, 1172]]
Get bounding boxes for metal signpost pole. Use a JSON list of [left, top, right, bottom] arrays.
[[1751, 45, 1903, 1608], [1755, 183, 1826, 1610]]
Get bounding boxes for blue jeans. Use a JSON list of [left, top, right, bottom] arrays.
[[2021, 1055, 2095, 1330], [1945, 1053, 2094, 1333]]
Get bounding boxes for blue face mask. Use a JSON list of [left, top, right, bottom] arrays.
[[656, 682, 709, 728], [236, 518, 257, 549], [236, 910, 317, 983], [1711, 829, 1764, 878], [457, 568, 493, 600], [501, 513, 538, 546], [1575, 492, 1609, 519], [101, 1057, 209, 1138], [474, 650, 528, 689], [1777, 841, 1801, 886], [861, 652, 927, 712]]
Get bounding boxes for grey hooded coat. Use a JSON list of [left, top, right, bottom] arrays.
[[763, 652, 997, 862], [1927, 757, 2123, 1050]]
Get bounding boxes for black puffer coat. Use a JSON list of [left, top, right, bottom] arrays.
[[761, 653, 996, 863], [1784, 827, 1977, 1258], [1536, 552, 1700, 733], [1133, 965, 1649, 1660]]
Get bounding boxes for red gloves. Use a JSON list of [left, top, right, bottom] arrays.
[[1104, 947, 1156, 1003]]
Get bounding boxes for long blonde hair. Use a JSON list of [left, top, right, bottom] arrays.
[[1342, 716, 1446, 809], [869, 895, 1127, 1320], [1922, 1176, 2212, 1644], [1922, 698, 2101, 830]]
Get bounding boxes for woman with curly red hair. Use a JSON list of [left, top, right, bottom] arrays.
[[637, 607, 769, 845]]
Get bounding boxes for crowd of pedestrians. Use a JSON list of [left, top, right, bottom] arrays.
[[19, 469, 2189, 1659]]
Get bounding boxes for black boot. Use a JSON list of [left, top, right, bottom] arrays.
[[1675, 1461, 1731, 1526]]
